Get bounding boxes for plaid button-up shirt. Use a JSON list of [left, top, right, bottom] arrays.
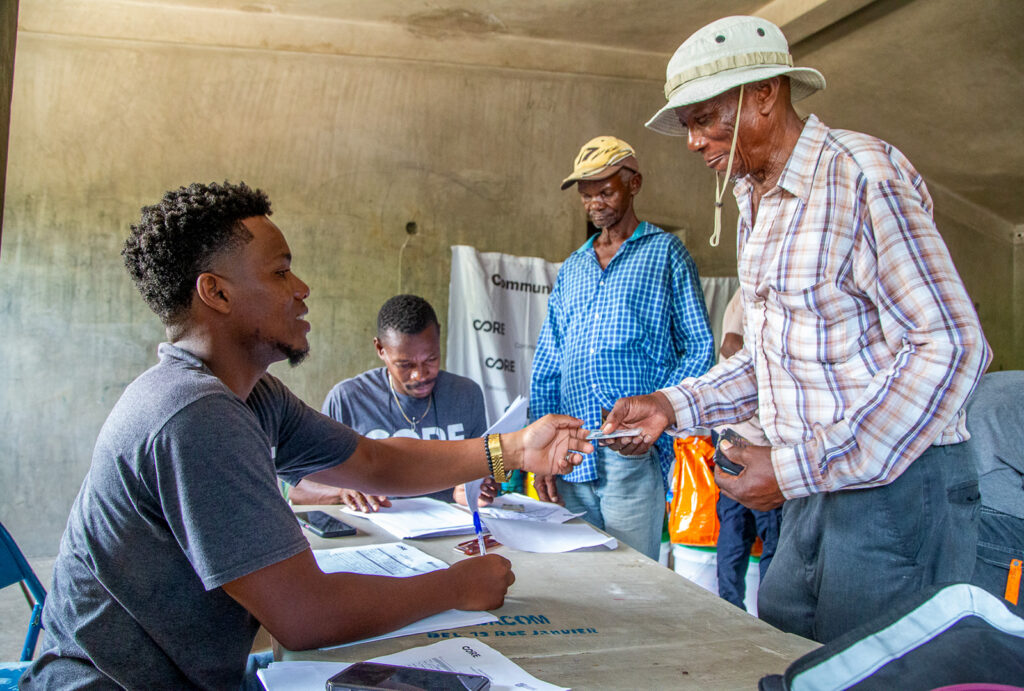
[[662, 115, 990, 498], [531, 222, 715, 482]]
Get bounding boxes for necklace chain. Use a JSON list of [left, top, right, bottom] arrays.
[[388, 373, 433, 430]]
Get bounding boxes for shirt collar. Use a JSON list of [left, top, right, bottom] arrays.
[[574, 220, 656, 255], [733, 113, 827, 203]]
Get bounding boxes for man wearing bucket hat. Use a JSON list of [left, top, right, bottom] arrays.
[[530, 136, 715, 561], [602, 16, 990, 642]]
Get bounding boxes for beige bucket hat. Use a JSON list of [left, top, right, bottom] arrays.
[[646, 16, 826, 136]]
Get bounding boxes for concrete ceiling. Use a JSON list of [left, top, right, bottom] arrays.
[[27, 0, 1024, 235]]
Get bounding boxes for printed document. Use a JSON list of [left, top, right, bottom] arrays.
[[341, 497, 476, 539], [257, 638, 568, 691], [312, 542, 497, 649]]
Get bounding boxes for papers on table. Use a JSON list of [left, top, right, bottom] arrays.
[[480, 493, 582, 523], [474, 492, 617, 554], [486, 516, 617, 553], [341, 497, 477, 539], [313, 541, 447, 576], [312, 542, 497, 650], [258, 638, 568, 691]]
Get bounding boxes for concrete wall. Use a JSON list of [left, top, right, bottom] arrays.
[[0, 1, 16, 251], [0, 11, 734, 555]]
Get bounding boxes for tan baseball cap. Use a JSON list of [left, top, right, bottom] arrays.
[[560, 136, 640, 190]]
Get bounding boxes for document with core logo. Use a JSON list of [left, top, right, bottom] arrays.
[[259, 638, 568, 691]]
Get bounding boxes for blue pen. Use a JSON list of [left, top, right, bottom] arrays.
[[472, 511, 487, 556]]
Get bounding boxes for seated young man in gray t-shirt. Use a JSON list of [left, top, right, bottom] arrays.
[[288, 294, 498, 510], [22, 182, 590, 690]]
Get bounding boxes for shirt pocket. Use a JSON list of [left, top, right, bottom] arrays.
[[762, 279, 857, 364]]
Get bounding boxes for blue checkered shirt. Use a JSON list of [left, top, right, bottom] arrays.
[[530, 222, 715, 482]]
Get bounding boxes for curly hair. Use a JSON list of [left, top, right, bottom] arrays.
[[376, 294, 439, 337], [122, 181, 271, 325]]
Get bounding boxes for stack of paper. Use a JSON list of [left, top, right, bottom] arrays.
[[341, 497, 477, 539], [258, 638, 568, 691], [313, 542, 497, 649]]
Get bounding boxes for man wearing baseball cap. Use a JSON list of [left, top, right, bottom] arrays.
[[603, 16, 990, 641], [530, 136, 715, 560]]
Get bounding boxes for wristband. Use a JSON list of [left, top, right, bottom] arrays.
[[486, 433, 507, 483]]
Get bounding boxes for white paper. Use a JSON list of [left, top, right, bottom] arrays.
[[467, 395, 530, 513], [372, 638, 568, 690], [313, 542, 447, 576], [258, 661, 347, 691], [484, 514, 617, 553], [487, 395, 529, 435], [341, 497, 476, 539], [319, 609, 498, 651], [312, 542, 498, 650], [480, 493, 582, 524], [258, 639, 568, 691]]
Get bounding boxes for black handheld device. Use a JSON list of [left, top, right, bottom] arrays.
[[295, 510, 357, 538], [325, 662, 490, 691], [714, 428, 748, 476]]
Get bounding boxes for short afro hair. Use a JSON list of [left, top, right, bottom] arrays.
[[377, 294, 439, 338], [122, 181, 271, 325]]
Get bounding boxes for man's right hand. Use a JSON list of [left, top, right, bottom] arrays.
[[289, 479, 390, 512], [447, 554, 515, 611], [601, 392, 675, 455], [337, 489, 391, 513], [532, 474, 563, 505]]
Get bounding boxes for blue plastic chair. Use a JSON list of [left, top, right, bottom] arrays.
[[0, 521, 46, 662]]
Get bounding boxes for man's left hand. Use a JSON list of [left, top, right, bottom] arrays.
[[713, 440, 785, 511]]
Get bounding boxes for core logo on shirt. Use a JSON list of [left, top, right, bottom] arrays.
[[365, 423, 466, 441], [473, 318, 506, 335], [485, 357, 516, 372]]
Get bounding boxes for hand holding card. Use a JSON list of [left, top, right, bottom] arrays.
[[585, 428, 644, 441]]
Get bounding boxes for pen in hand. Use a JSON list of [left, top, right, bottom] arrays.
[[472, 511, 488, 556]]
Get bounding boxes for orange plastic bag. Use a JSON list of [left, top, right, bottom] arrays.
[[666, 435, 719, 546]]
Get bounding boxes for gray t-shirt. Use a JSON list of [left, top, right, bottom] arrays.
[[24, 343, 359, 689], [321, 368, 487, 502]]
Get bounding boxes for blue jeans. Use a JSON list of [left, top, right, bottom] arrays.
[[716, 494, 782, 609], [972, 507, 1024, 618], [556, 446, 664, 560], [758, 442, 980, 643]]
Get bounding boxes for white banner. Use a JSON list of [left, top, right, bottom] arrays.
[[446, 246, 561, 425], [447, 244, 739, 425], [701, 275, 740, 351]]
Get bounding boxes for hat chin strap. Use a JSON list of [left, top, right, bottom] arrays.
[[711, 83, 744, 248]]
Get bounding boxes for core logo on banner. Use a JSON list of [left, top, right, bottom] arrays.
[[484, 357, 515, 372], [473, 319, 506, 334], [447, 246, 561, 425]]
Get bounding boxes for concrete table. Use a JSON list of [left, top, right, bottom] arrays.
[[282, 505, 818, 690]]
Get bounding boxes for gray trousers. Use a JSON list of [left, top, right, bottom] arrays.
[[758, 442, 980, 643]]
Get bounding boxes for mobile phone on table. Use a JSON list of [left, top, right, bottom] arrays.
[[325, 661, 490, 690], [295, 510, 357, 538], [714, 428, 748, 476]]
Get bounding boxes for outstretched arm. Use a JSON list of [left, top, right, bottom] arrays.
[[306, 415, 593, 497]]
